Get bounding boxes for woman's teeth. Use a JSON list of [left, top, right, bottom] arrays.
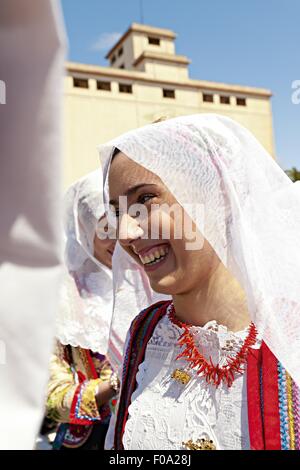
[[139, 246, 169, 266]]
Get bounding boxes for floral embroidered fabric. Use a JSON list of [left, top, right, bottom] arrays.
[[47, 342, 112, 424]]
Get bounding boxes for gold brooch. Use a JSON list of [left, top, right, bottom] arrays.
[[182, 438, 216, 450], [171, 368, 191, 385]]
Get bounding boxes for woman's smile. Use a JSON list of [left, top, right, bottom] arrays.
[[131, 242, 172, 272]]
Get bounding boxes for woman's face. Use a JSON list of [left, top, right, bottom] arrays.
[[109, 152, 220, 295], [93, 214, 116, 269]]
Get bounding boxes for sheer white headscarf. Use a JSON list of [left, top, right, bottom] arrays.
[[56, 169, 113, 353], [108, 242, 170, 369], [98, 113, 300, 387]]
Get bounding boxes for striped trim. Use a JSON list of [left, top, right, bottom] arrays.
[[292, 380, 300, 449], [278, 362, 291, 449], [70, 381, 100, 425], [286, 371, 296, 449], [114, 300, 171, 449]]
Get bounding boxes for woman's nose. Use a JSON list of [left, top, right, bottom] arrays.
[[118, 213, 144, 244]]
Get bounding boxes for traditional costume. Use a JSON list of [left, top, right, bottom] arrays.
[[47, 170, 115, 449], [98, 114, 300, 450]]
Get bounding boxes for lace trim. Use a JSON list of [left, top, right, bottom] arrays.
[[123, 313, 261, 450]]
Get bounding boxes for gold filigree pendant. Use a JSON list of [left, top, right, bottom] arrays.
[[171, 368, 191, 385], [182, 438, 216, 450]]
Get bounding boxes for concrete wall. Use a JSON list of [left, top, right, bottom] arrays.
[[63, 74, 274, 187], [110, 32, 176, 70]]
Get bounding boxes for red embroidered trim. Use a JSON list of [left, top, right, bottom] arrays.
[[85, 349, 99, 379], [247, 347, 265, 450], [168, 303, 258, 388], [69, 383, 93, 426], [261, 342, 281, 449]]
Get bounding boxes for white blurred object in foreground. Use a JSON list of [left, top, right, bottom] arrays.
[[0, 0, 66, 449]]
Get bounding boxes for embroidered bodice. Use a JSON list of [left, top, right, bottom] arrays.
[[107, 310, 262, 450]]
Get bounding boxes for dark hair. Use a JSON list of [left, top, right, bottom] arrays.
[[111, 147, 121, 161]]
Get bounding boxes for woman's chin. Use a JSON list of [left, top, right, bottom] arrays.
[[149, 274, 179, 295], [143, 249, 178, 294]]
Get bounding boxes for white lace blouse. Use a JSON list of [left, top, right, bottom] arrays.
[[105, 309, 261, 450]]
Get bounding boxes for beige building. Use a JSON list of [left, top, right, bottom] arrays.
[[64, 23, 274, 187]]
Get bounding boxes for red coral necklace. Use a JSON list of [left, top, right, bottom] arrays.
[[168, 303, 258, 388]]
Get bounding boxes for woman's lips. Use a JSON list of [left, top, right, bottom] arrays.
[[133, 242, 169, 257], [132, 243, 170, 268], [143, 247, 170, 272]]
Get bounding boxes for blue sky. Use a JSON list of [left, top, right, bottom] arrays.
[[61, 0, 300, 170]]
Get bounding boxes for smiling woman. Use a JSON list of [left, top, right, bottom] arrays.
[[93, 214, 116, 269], [46, 170, 119, 450], [108, 151, 245, 332], [99, 113, 300, 450]]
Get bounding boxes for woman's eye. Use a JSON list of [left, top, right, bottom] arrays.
[[138, 194, 154, 204]]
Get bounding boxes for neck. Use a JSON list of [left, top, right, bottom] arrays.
[[172, 263, 251, 332]]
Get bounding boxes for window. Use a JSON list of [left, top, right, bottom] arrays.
[[119, 64, 125, 69], [203, 93, 214, 103], [148, 36, 160, 46], [97, 81, 111, 91], [236, 97, 247, 106], [73, 78, 89, 89], [111, 55, 116, 65], [163, 89, 175, 99], [220, 95, 230, 104], [119, 83, 132, 94], [118, 47, 123, 57]]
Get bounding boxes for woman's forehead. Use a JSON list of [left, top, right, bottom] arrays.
[[108, 151, 162, 194]]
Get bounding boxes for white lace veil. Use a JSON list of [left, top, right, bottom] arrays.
[[98, 113, 300, 386], [56, 169, 114, 353], [108, 242, 170, 369]]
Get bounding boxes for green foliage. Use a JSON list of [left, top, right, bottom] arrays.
[[285, 167, 300, 182]]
